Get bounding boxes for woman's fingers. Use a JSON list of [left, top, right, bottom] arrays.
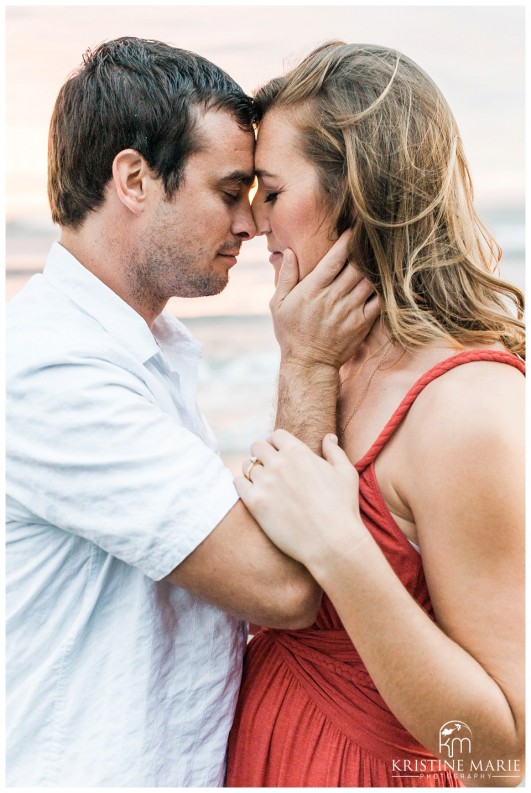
[[234, 474, 253, 501], [322, 433, 356, 473], [250, 439, 278, 463], [267, 428, 302, 451], [241, 429, 356, 486], [235, 431, 366, 567], [241, 457, 264, 481], [240, 438, 280, 482]]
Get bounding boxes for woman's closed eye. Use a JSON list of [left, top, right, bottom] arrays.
[[264, 191, 279, 204]]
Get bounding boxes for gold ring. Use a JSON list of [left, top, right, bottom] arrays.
[[245, 456, 263, 481]]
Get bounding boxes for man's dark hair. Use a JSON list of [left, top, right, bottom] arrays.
[[48, 37, 255, 229]]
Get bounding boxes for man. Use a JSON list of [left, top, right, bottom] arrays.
[[6, 38, 376, 786]]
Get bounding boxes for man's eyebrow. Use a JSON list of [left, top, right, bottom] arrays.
[[218, 170, 255, 187]]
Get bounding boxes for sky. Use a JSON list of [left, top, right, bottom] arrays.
[[6, 4, 525, 218], [4, 3, 526, 312]]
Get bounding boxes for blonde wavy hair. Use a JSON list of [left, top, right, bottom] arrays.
[[255, 42, 525, 356]]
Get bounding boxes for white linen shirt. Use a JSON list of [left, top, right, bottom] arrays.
[[6, 242, 246, 787]]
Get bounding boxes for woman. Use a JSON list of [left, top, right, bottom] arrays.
[[226, 42, 524, 787]]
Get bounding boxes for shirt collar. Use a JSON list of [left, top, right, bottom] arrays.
[[43, 242, 202, 367]]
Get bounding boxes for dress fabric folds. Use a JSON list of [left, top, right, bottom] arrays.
[[226, 350, 525, 787]]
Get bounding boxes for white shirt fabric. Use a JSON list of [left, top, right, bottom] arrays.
[[6, 242, 246, 787]]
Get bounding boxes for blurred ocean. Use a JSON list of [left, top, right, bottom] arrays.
[[6, 209, 525, 473], [5, 0, 525, 477], [5, 208, 525, 475]]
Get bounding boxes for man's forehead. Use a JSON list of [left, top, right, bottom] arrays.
[[194, 106, 254, 145], [192, 108, 255, 181]]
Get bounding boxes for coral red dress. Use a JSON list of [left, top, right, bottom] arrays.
[[226, 350, 525, 787]]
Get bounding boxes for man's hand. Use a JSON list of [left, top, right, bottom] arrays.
[[270, 230, 380, 370]]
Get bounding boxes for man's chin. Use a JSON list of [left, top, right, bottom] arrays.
[[173, 274, 228, 299]]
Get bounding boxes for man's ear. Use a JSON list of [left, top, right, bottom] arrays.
[[111, 149, 153, 215]]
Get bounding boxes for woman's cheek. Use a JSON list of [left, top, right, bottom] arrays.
[[297, 244, 326, 279], [305, 232, 339, 278]]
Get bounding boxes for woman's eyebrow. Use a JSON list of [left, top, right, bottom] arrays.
[[254, 169, 278, 179]]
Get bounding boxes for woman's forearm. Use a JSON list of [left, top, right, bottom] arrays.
[[312, 533, 524, 785]]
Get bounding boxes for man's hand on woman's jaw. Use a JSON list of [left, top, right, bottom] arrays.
[[270, 229, 380, 372]]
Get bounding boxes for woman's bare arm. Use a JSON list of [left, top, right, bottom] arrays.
[[235, 363, 524, 785]]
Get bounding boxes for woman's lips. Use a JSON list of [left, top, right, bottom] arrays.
[[269, 251, 283, 266]]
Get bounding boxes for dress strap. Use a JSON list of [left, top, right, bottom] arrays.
[[355, 349, 525, 473]]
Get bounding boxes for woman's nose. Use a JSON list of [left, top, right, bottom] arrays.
[[251, 195, 270, 236]]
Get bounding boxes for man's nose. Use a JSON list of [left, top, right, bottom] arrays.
[[232, 201, 257, 240]]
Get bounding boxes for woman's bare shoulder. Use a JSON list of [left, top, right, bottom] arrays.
[[408, 350, 524, 440], [394, 349, 524, 509]]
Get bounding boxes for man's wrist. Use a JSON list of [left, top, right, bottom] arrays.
[[279, 357, 340, 380], [278, 357, 340, 408], [275, 360, 339, 453]]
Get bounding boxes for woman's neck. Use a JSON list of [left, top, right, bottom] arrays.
[[350, 324, 394, 367]]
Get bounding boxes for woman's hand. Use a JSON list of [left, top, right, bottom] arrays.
[[235, 430, 370, 574], [270, 230, 380, 371]]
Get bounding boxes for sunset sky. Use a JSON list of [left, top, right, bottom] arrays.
[[6, 4, 525, 217], [5, 3, 526, 313]]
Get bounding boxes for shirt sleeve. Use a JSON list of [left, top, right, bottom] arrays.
[[7, 351, 239, 580]]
